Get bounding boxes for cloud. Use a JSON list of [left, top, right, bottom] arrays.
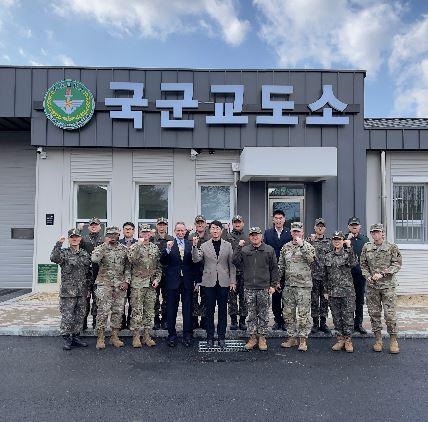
[[57, 54, 75, 66], [19, 28, 32, 38], [254, 0, 404, 78], [52, 0, 249, 46]]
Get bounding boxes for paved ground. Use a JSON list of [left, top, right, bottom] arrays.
[[0, 336, 427, 421], [1, 291, 427, 337]]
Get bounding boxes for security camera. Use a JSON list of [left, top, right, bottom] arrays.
[[190, 148, 200, 160], [36, 146, 47, 159], [36, 147, 43, 154]]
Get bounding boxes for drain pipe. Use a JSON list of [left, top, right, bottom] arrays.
[[232, 163, 240, 217], [380, 151, 387, 236]]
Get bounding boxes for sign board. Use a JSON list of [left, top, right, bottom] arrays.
[[37, 264, 58, 284], [45, 214, 55, 226]]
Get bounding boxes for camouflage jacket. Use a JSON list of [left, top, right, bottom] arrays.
[[360, 241, 402, 289], [80, 232, 104, 255], [50, 242, 92, 298], [324, 246, 356, 297], [91, 242, 131, 287], [127, 242, 162, 288], [278, 241, 316, 288], [223, 229, 247, 274], [307, 236, 333, 280]]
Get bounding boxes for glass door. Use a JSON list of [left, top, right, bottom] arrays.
[[268, 184, 305, 229]]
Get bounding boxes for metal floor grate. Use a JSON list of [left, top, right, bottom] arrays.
[[198, 339, 248, 353]]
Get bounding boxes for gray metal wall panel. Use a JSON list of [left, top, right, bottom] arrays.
[[176, 70, 195, 149], [248, 181, 265, 229], [129, 70, 146, 148], [159, 70, 178, 149], [62, 68, 82, 147], [208, 71, 226, 149], [403, 130, 419, 149], [0, 133, 35, 288], [305, 182, 322, 230], [289, 71, 305, 146], [46, 69, 65, 147], [145, 71, 162, 148], [0, 68, 15, 116], [271, 71, 290, 147], [236, 181, 249, 227], [193, 71, 210, 149], [15, 68, 32, 117], [420, 130, 428, 149], [112, 69, 130, 148], [256, 72, 274, 147], [240, 72, 258, 148], [387, 130, 403, 149], [80, 69, 98, 147], [370, 130, 386, 149], [96, 69, 113, 147]]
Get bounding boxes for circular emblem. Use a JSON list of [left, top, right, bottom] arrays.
[[43, 79, 95, 130]]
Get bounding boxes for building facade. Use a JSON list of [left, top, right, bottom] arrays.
[[0, 66, 427, 294]]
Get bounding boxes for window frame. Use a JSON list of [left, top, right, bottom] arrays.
[[198, 183, 234, 224]]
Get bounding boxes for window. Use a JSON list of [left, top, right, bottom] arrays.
[[200, 184, 233, 223], [393, 184, 426, 243], [74, 183, 109, 236], [137, 184, 170, 231]]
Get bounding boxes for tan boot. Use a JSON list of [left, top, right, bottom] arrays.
[[373, 331, 383, 352], [96, 328, 105, 350], [258, 336, 268, 351], [331, 336, 345, 351], [344, 336, 354, 353], [389, 334, 400, 354], [143, 328, 156, 347], [245, 333, 258, 350], [298, 337, 308, 352], [132, 330, 142, 348], [109, 328, 124, 348], [281, 337, 298, 348]]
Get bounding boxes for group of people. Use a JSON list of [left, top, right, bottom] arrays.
[[51, 211, 402, 354]]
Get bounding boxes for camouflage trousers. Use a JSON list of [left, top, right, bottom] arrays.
[[59, 296, 86, 335], [244, 288, 270, 336], [95, 285, 127, 330], [282, 286, 312, 338], [329, 295, 355, 336], [228, 274, 248, 317], [367, 286, 398, 335], [192, 288, 206, 318], [311, 278, 328, 319], [130, 286, 156, 330]]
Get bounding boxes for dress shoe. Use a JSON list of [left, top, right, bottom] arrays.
[[354, 324, 367, 335], [218, 339, 226, 349], [71, 334, 88, 347]]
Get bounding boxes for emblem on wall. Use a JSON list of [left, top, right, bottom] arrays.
[[43, 79, 95, 130]]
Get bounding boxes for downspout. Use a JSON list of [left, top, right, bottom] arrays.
[[380, 151, 387, 236], [232, 163, 240, 216]]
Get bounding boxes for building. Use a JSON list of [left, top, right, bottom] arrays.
[[0, 66, 427, 294]]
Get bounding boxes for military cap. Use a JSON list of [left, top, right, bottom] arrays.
[[194, 215, 206, 223], [89, 217, 101, 225], [232, 215, 244, 222], [370, 223, 384, 232], [332, 230, 345, 240], [248, 227, 262, 235], [68, 228, 81, 238], [156, 217, 168, 225], [105, 226, 120, 235], [290, 221, 303, 232], [139, 223, 152, 232], [315, 217, 326, 226], [348, 217, 360, 225]]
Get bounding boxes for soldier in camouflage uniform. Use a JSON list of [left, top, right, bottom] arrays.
[[151, 217, 174, 330], [224, 215, 248, 331], [324, 231, 356, 353], [278, 222, 316, 352], [50, 229, 92, 350], [232, 227, 279, 351], [91, 226, 131, 350], [188, 215, 211, 329], [128, 224, 162, 348], [360, 223, 402, 354], [307, 218, 332, 334]]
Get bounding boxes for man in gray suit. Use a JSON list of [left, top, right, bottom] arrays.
[[192, 220, 236, 348]]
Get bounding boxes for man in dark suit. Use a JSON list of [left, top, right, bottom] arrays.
[[160, 221, 197, 347], [263, 209, 292, 330]]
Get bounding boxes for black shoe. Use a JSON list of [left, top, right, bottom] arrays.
[[230, 315, 238, 330], [354, 324, 367, 335], [218, 339, 226, 349], [239, 316, 247, 331], [153, 319, 161, 330], [71, 334, 88, 348], [310, 317, 320, 334], [182, 337, 192, 347], [192, 316, 200, 330], [92, 317, 96, 329], [167, 337, 177, 347], [319, 317, 331, 334], [62, 335, 73, 351], [272, 322, 283, 331], [82, 318, 88, 331], [160, 320, 168, 330], [206, 339, 214, 347]]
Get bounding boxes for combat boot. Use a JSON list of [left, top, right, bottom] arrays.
[[389, 335, 400, 354], [143, 328, 156, 347], [245, 333, 258, 350], [319, 317, 331, 334], [110, 328, 124, 348], [373, 331, 383, 352], [258, 336, 268, 351], [239, 316, 247, 331], [230, 315, 238, 330], [298, 337, 308, 352], [62, 335, 73, 351], [281, 337, 298, 348], [310, 317, 319, 334], [96, 329, 105, 350], [332, 336, 345, 351], [132, 330, 142, 348], [71, 334, 88, 348], [344, 336, 354, 353]]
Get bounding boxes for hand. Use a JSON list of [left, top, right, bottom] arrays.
[[310, 233, 316, 241], [104, 237, 110, 245], [138, 238, 145, 245], [323, 293, 328, 300], [224, 223, 230, 231], [372, 273, 382, 281], [87, 291, 91, 298], [187, 225, 193, 233], [192, 236, 199, 246], [238, 239, 246, 247], [344, 239, 351, 248], [152, 281, 158, 289], [78, 223, 85, 231], [347, 233, 354, 240], [275, 283, 282, 292], [58, 236, 65, 244], [229, 283, 236, 292], [296, 236, 304, 247], [166, 240, 174, 249], [268, 287, 276, 294], [194, 283, 201, 292], [119, 282, 129, 291]]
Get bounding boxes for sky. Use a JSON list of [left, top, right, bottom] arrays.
[[0, 0, 427, 117]]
